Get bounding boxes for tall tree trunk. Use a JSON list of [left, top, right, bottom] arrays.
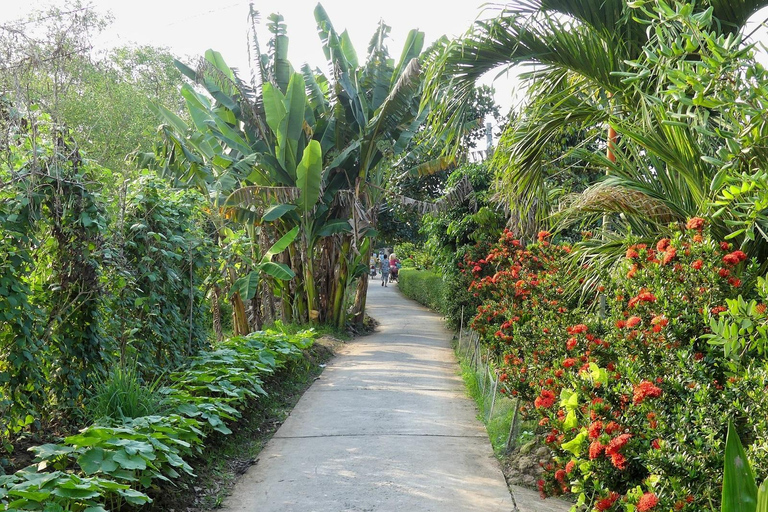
[[352, 274, 368, 326], [351, 243, 372, 326], [331, 237, 351, 330], [289, 244, 307, 323], [212, 284, 223, 342], [230, 290, 250, 336]]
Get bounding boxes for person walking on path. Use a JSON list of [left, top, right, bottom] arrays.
[[380, 254, 390, 287], [388, 253, 400, 282]]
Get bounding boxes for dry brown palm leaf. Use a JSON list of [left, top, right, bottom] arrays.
[[557, 184, 677, 225]]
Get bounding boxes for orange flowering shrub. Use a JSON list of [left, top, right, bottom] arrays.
[[467, 220, 768, 511]]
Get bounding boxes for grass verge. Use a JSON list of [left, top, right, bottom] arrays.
[[456, 352, 518, 456]]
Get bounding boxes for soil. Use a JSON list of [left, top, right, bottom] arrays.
[[3, 425, 78, 475], [499, 439, 548, 490]]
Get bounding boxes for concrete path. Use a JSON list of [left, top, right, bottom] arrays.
[[221, 280, 569, 512]]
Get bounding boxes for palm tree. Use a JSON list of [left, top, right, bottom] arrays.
[[424, 0, 768, 238]]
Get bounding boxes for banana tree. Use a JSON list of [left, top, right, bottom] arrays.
[[307, 5, 427, 327]]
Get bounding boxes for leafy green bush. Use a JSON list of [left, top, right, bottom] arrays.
[[465, 221, 768, 510], [398, 269, 446, 313], [0, 329, 315, 510], [394, 242, 432, 270]]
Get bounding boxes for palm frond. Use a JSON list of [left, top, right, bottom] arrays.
[[492, 80, 607, 229], [710, 0, 768, 34], [266, 13, 292, 93], [423, 8, 626, 154], [246, 5, 269, 95], [362, 58, 421, 173], [556, 183, 677, 227]]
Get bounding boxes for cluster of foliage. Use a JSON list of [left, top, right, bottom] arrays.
[[465, 220, 768, 510], [0, 110, 215, 457], [417, 162, 506, 328], [0, 329, 314, 510], [397, 270, 446, 313], [427, 0, 768, 264], [392, 242, 431, 270], [0, 3, 186, 178]]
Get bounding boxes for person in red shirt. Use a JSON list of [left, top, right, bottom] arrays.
[[388, 254, 400, 281]]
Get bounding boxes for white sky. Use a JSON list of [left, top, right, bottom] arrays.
[[1, 0, 526, 120], [3, 0, 768, 124]]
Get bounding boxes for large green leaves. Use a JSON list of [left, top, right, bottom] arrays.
[[723, 421, 758, 512], [295, 141, 322, 214], [263, 226, 299, 262], [263, 73, 308, 176]]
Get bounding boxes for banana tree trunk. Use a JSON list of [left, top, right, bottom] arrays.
[[331, 237, 351, 330], [289, 244, 307, 323], [351, 274, 368, 326], [351, 242, 373, 326], [302, 233, 319, 325], [230, 291, 250, 336]]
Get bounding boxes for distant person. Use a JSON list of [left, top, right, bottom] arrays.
[[380, 254, 390, 287], [389, 253, 400, 281]]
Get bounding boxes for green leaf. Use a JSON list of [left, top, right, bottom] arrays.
[[559, 388, 579, 411], [316, 218, 352, 237], [279, 72, 308, 175], [259, 261, 296, 281], [263, 226, 299, 262], [263, 82, 287, 142], [563, 410, 578, 430], [231, 272, 260, 301], [262, 204, 297, 222], [118, 488, 151, 505], [113, 449, 147, 471], [77, 447, 109, 475], [722, 420, 757, 512], [758, 478, 768, 512], [561, 431, 587, 457], [295, 140, 323, 213]]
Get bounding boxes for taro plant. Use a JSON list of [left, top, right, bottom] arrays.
[[0, 329, 315, 510]]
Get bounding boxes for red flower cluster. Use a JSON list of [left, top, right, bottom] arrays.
[[596, 492, 620, 511], [637, 492, 659, 511], [722, 250, 748, 266], [685, 217, 705, 231], [465, 222, 753, 510], [567, 324, 588, 335], [535, 389, 556, 409], [588, 420, 603, 439], [633, 380, 663, 404]]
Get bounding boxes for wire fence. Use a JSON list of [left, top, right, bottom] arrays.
[[456, 306, 522, 454]]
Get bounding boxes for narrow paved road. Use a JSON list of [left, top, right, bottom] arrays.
[[221, 280, 556, 511]]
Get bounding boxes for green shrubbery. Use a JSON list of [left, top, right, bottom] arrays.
[[0, 330, 315, 511], [398, 269, 447, 313], [464, 221, 768, 511]]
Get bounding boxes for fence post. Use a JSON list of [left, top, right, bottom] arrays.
[[487, 374, 499, 422], [505, 398, 521, 453]]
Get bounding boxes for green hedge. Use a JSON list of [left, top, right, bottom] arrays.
[[398, 269, 446, 314]]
